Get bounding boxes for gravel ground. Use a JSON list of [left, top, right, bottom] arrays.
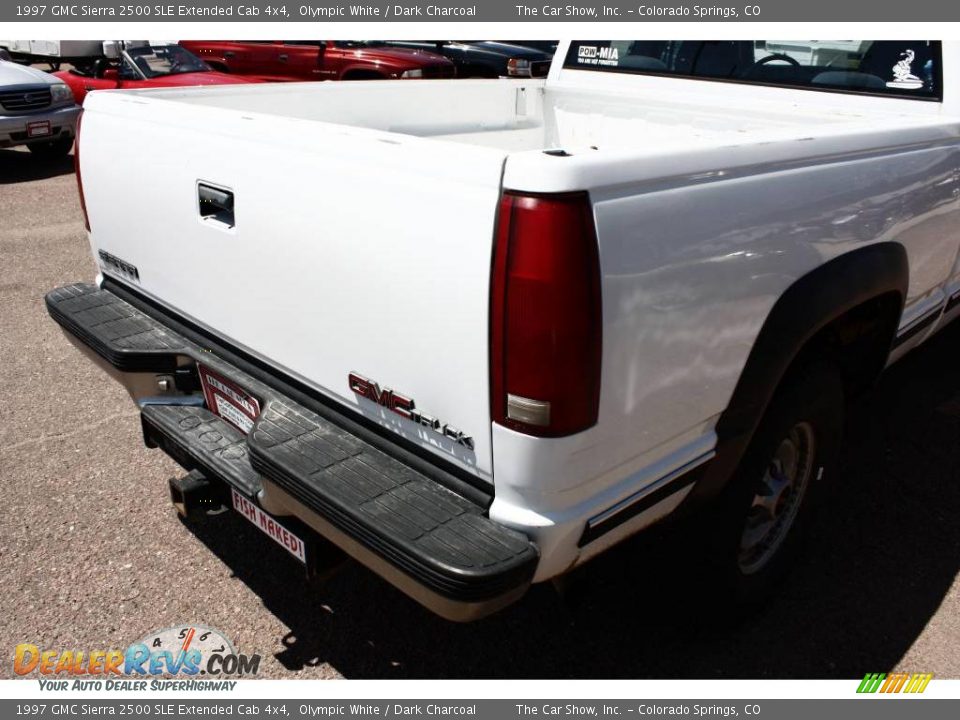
[[1, 147, 958, 680]]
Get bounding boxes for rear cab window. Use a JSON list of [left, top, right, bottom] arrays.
[[564, 41, 942, 100]]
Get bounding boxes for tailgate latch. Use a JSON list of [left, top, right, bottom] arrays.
[[198, 182, 235, 229]]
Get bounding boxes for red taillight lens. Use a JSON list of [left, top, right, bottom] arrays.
[[491, 192, 602, 437], [74, 110, 90, 232]]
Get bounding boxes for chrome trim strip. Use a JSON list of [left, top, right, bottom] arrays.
[[586, 449, 716, 530]]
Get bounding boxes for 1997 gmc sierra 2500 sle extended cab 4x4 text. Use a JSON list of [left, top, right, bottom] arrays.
[[47, 40, 959, 621]]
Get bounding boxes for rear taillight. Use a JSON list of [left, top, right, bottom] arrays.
[[490, 192, 602, 438], [74, 110, 90, 232]]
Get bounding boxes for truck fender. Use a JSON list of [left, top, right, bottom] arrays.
[[690, 241, 908, 503]]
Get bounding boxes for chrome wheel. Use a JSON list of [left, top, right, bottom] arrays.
[[738, 422, 815, 575]]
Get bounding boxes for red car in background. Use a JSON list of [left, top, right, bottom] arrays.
[[55, 43, 253, 104], [179, 40, 456, 82]]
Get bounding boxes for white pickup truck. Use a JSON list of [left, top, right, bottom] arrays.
[[48, 40, 960, 620]]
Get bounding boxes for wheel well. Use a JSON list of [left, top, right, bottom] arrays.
[[793, 290, 902, 399], [691, 242, 908, 505], [342, 69, 386, 80]]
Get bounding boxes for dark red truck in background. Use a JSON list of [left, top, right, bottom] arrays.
[[179, 40, 455, 81]]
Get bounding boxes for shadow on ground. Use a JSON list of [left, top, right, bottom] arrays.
[[0, 148, 74, 184], [181, 321, 960, 678]]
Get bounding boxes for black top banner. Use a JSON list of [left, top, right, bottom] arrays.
[[1, 0, 958, 22]]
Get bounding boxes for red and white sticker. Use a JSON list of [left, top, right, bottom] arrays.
[[198, 364, 261, 434], [231, 489, 306, 564], [27, 120, 51, 138]]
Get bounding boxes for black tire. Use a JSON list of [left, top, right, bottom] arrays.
[[27, 136, 74, 159], [706, 361, 844, 608]]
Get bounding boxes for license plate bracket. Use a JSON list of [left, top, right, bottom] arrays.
[[27, 120, 51, 138], [197, 364, 261, 435]]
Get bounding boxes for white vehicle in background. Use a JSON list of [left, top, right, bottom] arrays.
[[0, 59, 78, 157], [0, 40, 105, 68], [47, 40, 960, 620]]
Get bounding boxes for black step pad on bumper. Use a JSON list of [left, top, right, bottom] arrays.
[[141, 404, 262, 498], [46, 283, 539, 606], [250, 399, 536, 602], [46, 283, 186, 372]]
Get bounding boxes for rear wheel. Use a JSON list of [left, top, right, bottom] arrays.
[[28, 136, 74, 159], [738, 420, 817, 575], [708, 362, 844, 606]]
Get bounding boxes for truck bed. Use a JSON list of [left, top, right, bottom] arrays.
[[77, 72, 959, 494], [116, 77, 936, 154]]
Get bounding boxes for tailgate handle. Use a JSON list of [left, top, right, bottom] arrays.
[[198, 183, 235, 228]]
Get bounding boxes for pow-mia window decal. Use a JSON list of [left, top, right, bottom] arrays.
[[564, 41, 942, 101]]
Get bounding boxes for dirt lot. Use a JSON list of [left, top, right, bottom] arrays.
[[1, 147, 959, 679]]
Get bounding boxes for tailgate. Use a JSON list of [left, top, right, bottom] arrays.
[[78, 92, 508, 481]]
